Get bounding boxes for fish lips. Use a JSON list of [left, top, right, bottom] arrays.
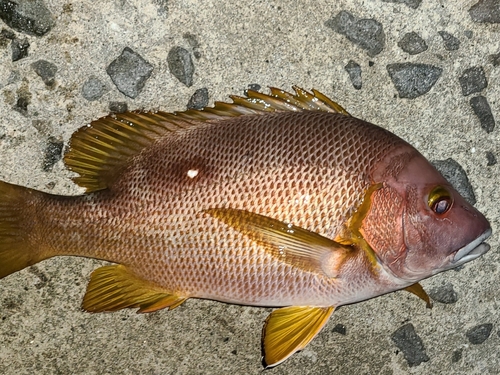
[[450, 228, 492, 266]]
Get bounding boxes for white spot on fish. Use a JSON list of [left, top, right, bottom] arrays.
[[187, 169, 199, 178]]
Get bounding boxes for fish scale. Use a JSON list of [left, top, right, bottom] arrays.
[[0, 87, 491, 367]]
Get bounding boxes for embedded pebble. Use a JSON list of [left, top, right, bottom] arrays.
[[431, 158, 476, 205], [486, 151, 497, 166], [106, 47, 153, 99], [488, 51, 500, 67], [344, 60, 362, 90], [167, 46, 195, 87], [187, 88, 209, 110], [438, 31, 460, 51], [43, 136, 63, 172], [11, 37, 29, 61], [81, 76, 108, 101], [386, 63, 442, 99], [459, 66, 487, 96], [391, 323, 429, 367], [153, 0, 168, 17], [469, 0, 500, 24], [109, 101, 128, 113], [381, 0, 421, 9], [428, 283, 458, 304], [451, 349, 463, 363], [397, 32, 427, 55], [466, 323, 493, 344], [247, 83, 261, 92], [470, 96, 495, 133], [13, 94, 29, 114], [325, 11, 385, 57], [0, 0, 55, 36], [31, 59, 57, 86], [183, 33, 202, 59], [332, 324, 346, 335]]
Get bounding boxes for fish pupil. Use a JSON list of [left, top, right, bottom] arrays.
[[433, 198, 451, 214]]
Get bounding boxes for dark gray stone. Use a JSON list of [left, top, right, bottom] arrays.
[[438, 31, 460, 51], [0, 27, 14, 39], [391, 323, 429, 367], [0, 0, 55, 36], [397, 32, 427, 55], [464, 30, 474, 39], [486, 151, 497, 166], [345, 60, 362, 90], [81, 76, 108, 101], [332, 324, 346, 335], [31, 59, 57, 86], [459, 66, 488, 96], [183, 33, 201, 59], [167, 46, 195, 87], [466, 323, 493, 344], [387, 63, 442, 99], [451, 348, 463, 363], [187, 87, 209, 110], [152, 0, 168, 17], [43, 136, 63, 171], [247, 83, 261, 92], [381, 0, 421, 9], [13, 94, 29, 114], [325, 11, 385, 57], [470, 96, 495, 133], [431, 158, 476, 205], [11, 37, 29, 61], [109, 101, 128, 113], [428, 283, 458, 304], [489, 51, 500, 66], [469, 0, 500, 23], [106, 47, 153, 99]]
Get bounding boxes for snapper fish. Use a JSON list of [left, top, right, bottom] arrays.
[[0, 87, 491, 367]]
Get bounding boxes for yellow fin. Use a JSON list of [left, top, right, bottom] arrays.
[[262, 306, 335, 368], [204, 208, 352, 277], [82, 265, 186, 313], [404, 283, 432, 309], [0, 181, 51, 279], [65, 87, 349, 192]]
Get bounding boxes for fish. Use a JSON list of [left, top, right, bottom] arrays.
[[0, 87, 491, 367]]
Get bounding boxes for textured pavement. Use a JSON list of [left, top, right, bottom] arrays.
[[0, 0, 499, 374]]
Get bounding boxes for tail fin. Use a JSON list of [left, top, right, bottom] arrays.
[[0, 181, 48, 278]]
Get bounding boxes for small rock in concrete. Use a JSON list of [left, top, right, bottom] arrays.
[[325, 11, 385, 57], [428, 283, 458, 304], [469, 0, 500, 24], [470, 96, 495, 133], [438, 31, 460, 51], [11, 37, 29, 61], [332, 324, 347, 335], [31, 59, 57, 86], [13, 94, 29, 115], [431, 158, 476, 205], [397, 32, 427, 55], [0, 0, 55, 36], [391, 323, 429, 367], [43, 136, 63, 171], [109, 101, 128, 113], [488, 51, 500, 66], [466, 323, 493, 344], [81, 76, 108, 101], [106, 47, 154, 99], [464, 30, 474, 39], [459, 66, 487, 96], [183, 33, 202, 59], [381, 0, 421, 9], [187, 87, 209, 110], [153, 0, 168, 17], [345, 60, 362, 90], [387, 63, 442, 99], [0, 27, 15, 40], [167, 46, 195, 87], [486, 151, 497, 166], [451, 348, 463, 363], [247, 83, 261, 92]]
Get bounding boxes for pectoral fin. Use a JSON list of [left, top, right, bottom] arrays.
[[262, 306, 335, 368], [204, 208, 352, 277], [404, 283, 432, 308], [83, 265, 187, 313]]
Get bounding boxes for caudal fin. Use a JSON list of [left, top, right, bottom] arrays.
[[0, 181, 47, 278]]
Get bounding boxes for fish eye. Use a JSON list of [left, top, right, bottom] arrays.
[[428, 186, 453, 215]]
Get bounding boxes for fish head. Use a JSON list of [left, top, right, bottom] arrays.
[[362, 149, 491, 282]]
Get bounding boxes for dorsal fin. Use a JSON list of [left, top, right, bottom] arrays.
[[64, 86, 350, 192]]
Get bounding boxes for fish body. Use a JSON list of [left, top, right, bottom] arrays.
[[0, 87, 491, 367]]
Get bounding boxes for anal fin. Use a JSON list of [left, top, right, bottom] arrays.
[[262, 306, 335, 368], [83, 265, 187, 313], [404, 283, 432, 309]]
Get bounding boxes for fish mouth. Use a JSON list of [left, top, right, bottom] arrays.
[[452, 228, 492, 265]]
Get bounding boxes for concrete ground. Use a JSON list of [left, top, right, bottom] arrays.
[[0, 0, 498, 374]]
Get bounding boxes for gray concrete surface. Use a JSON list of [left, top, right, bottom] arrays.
[[0, 0, 498, 374]]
